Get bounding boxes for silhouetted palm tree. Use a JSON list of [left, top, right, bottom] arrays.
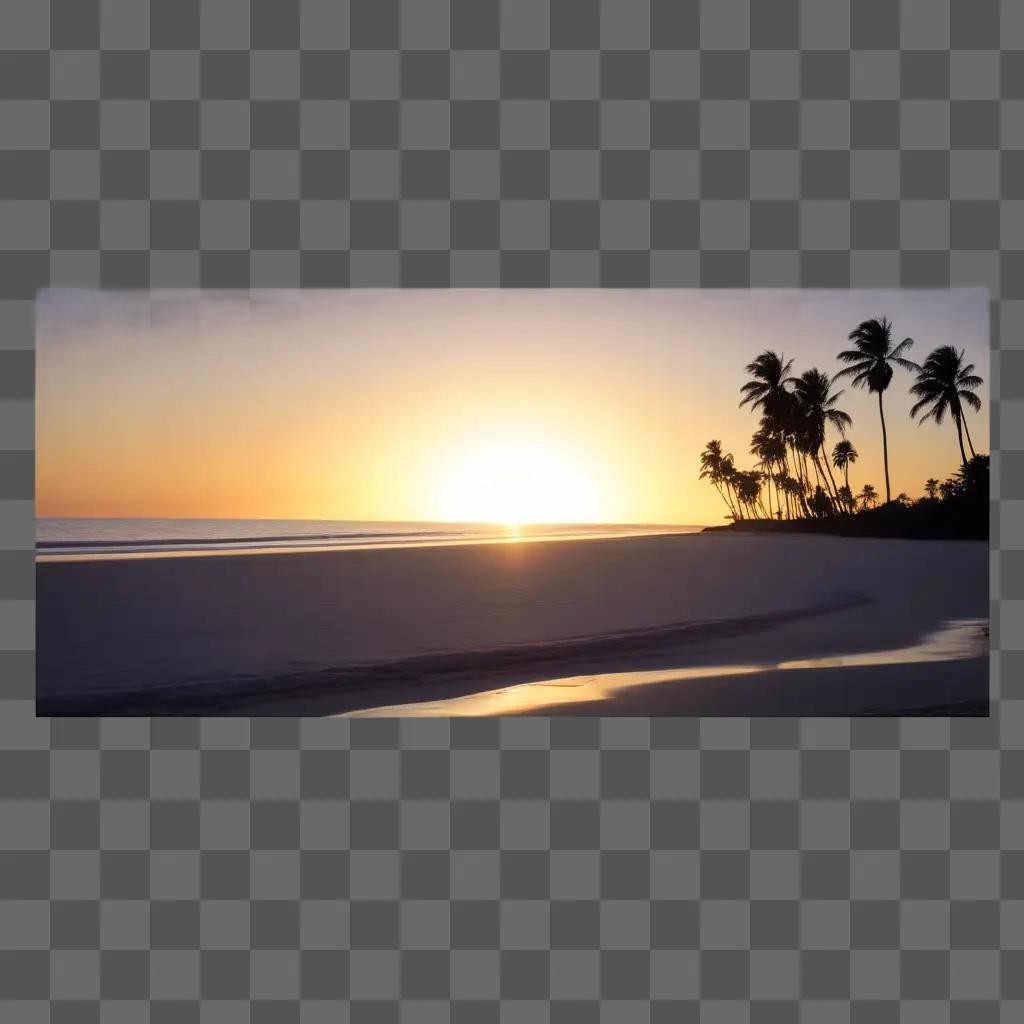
[[792, 368, 852, 510], [741, 355, 813, 509], [780, 474, 804, 519], [831, 440, 858, 493], [750, 426, 788, 519], [734, 470, 764, 519], [836, 318, 917, 504], [774, 470, 792, 519], [837, 484, 856, 514], [924, 478, 939, 500], [699, 440, 739, 519], [739, 351, 794, 419], [909, 345, 984, 469], [858, 483, 878, 510]]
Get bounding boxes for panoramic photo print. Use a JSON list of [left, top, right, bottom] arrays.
[[36, 289, 990, 716]]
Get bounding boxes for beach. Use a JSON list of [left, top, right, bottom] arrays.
[[36, 532, 988, 716]]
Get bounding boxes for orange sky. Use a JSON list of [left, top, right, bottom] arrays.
[[37, 288, 990, 525]]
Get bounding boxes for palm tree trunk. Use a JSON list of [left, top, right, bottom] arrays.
[[811, 454, 826, 495], [728, 483, 742, 520], [954, 411, 968, 469], [714, 483, 732, 518], [820, 444, 841, 503], [813, 454, 838, 514], [725, 486, 738, 519], [960, 403, 977, 458], [805, 454, 819, 507], [719, 483, 737, 520], [878, 391, 891, 504]]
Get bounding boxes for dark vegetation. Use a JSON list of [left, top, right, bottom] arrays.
[[704, 455, 988, 540], [699, 318, 987, 540]]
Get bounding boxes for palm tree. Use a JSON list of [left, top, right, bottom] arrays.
[[836, 317, 917, 504], [750, 426, 788, 520], [699, 440, 739, 519], [837, 484, 856, 514], [908, 346, 984, 469], [831, 440, 858, 492], [858, 483, 878, 510], [774, 470, 793, 519], [740, 354, 807, 511], [792, 368, 852, 510], [734, 470, 764, 519], [780, 474, 804, 519], [924, 478, 939, 500], [739, 351, 794, 419]]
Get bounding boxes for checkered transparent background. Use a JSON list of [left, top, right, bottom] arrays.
[[1, 0, 1023, 1018]]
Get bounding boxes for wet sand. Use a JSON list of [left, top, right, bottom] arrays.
[[342, 621, 988, 718]]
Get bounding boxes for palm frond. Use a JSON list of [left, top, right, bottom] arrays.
[[909, 394, 939, 420], [892, 357, 921, 373], [835, 349, 871, 366]]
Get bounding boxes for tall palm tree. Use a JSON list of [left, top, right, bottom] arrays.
[[792, 368, 853, 509], [832, 439, 858, 492], [924, 478, 939, 500], [858, 483, 878, 510], [908, 346, 984, 469], [836, 317, 917, 504]]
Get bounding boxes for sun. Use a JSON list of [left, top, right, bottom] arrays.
[[433, 435, 603, 526]]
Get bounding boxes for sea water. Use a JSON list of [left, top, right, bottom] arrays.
[[37, 518, 701, 560]]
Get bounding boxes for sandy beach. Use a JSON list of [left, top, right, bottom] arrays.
[[37, 532, 988, 716]]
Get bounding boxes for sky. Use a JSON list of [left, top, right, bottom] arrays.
[[37, 288, 990, 526]]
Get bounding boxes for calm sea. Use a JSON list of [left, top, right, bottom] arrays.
[[37, 518, 702, 560]]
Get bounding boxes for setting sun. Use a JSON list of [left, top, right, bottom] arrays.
[[433, 434, 604, 526]]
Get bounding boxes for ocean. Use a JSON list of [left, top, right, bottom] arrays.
[[36, 518, 702, 560]]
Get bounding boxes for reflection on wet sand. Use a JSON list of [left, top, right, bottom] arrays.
[[342, 619, 988, 718]]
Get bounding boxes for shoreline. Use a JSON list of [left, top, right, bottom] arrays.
[[342, 622, 989, 718]]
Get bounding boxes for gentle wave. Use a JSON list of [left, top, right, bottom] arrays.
[[37, 529, 468, 549], [36, 517, 702, 560]]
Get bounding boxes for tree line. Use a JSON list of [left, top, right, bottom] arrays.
[[699, 317, 985, 522]]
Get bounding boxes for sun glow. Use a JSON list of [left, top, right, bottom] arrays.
[[433, 435, 604, 526]]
